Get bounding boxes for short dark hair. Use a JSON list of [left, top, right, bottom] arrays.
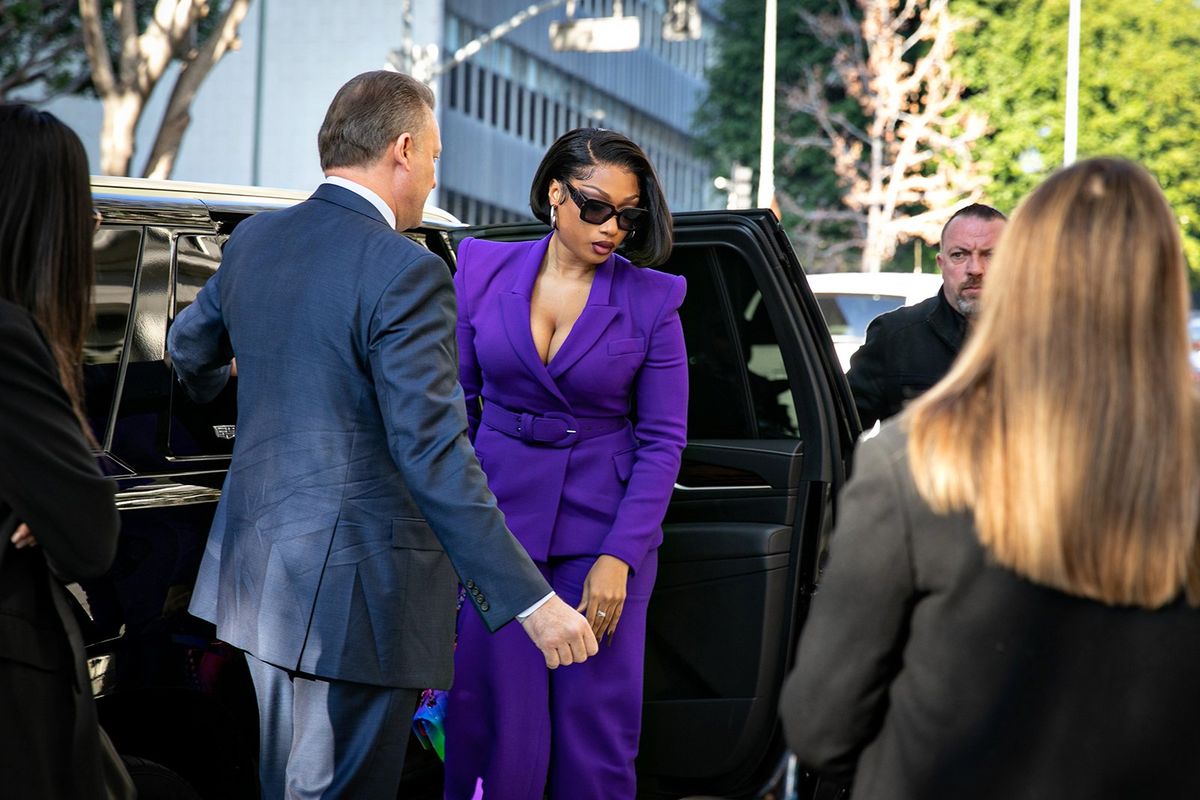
[[0, 103, 95, 438], [529, 128, 673, 266], [939, 202, 1007, 248], [318, 70, 435, 171]]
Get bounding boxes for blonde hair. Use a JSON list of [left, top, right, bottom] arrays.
[[907, 158, 1200, 608]]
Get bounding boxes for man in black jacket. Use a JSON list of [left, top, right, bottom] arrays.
[[847, 204, 1006, 429]]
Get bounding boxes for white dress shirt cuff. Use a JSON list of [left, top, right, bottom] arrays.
[[517, 591, 556, 621]]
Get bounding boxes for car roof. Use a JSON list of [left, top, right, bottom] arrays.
[[805, 270, 943, 301], [89, 175, 463, 228]]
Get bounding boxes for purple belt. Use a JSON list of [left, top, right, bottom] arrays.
[[481, 403, 629, 447]]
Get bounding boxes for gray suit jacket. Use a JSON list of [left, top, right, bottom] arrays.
[[169, 183, 550, 689]]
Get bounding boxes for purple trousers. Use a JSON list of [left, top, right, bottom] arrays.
[[443, 553, 657, 800]]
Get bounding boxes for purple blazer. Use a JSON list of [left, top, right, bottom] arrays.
[[454, 234, 688, 571]]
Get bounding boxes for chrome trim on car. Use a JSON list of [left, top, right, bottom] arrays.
[[673, 482, 773, 492], [114, 482, 222, 510], [88, 653, 118, 698]]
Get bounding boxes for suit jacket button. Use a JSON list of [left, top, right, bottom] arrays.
[[466, 580, 476, 589], [479, 602, 490, 611]]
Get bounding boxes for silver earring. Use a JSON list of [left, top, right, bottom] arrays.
[[550, 203, 558, 229]]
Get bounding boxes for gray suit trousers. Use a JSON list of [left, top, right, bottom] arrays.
[[246, 654, 419, 799]]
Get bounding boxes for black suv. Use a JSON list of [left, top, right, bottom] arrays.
[[82, 176, 860, 799]]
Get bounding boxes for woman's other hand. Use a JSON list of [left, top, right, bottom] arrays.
[[576, 554, 630, 644], [11, 523, 36, 549]]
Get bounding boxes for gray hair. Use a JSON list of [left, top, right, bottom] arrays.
[[318, 70, 435, 171]]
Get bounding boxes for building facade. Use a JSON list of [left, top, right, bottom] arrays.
[[46, 0, 720, 221], [436, 0, 720, 223]]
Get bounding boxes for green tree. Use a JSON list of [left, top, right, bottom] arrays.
[[791, 0, 988, 272], [0, 0, 86, 101], [957, 0, 1200, 272], [697, 0, 986, 273], [695, 0, 862, 271]]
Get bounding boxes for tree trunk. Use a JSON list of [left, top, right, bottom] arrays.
[[862, 207, 885, 273], [142, 0, 253, 179], [862, 130, 886, 272], [99, 91, 143, 176]]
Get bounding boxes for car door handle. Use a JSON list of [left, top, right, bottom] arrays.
[[673, 481, 772, 492]]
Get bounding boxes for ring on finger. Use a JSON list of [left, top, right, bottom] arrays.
[[596, 610, 607, 618]]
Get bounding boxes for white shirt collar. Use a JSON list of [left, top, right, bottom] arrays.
[[321, 176, 397, 230]]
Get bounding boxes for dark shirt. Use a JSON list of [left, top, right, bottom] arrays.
[[846, 289, 966, 429]]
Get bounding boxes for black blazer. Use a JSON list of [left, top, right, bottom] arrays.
[[846, 289, 966, 429], [782, 422, 1200, 800], [0, 299, 120, 798]]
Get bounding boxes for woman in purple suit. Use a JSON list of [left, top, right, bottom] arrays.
[[443, 129, 688, 799]]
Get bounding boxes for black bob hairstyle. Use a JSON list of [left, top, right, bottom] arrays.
[[528, 128, 673, 266]]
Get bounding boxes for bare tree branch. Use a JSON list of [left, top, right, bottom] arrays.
[[79, 0, 115, 95], [115, 0, 141, 85], [143, 0, 251, 178], [80, 0, 253, 176], [782, 0, 986, 271]]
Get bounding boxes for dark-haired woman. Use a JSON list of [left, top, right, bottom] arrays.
[[443, 128, 688, 799], [0, 104, 122, 798]]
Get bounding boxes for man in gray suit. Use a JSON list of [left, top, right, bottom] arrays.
[[168, 71, 596, 799]]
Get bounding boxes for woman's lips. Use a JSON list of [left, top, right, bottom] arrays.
[[592, 241, 614, 255]]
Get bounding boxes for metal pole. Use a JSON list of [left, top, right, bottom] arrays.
[[250, 0, 267, 185], [1064, 0, 1081, 165], [757, 0, 776, 209]]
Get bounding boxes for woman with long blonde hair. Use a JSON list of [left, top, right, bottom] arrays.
[[780, 158, 1200, 799]]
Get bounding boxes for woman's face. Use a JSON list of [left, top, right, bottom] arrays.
[[549, 162, 641, 266]]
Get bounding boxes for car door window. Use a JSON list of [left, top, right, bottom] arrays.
[[169, 234, 236, 459], [85, 226, 143, 446], [671, 249, 801, 441], [174, 233, 224, 316], [675, 255, 757, 439], [723, 263, 801, 439]]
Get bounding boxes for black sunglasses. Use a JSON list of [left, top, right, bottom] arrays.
[[561, 181, 647, 232]]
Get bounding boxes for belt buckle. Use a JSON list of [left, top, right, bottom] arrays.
[[530, 411, 578, 444]]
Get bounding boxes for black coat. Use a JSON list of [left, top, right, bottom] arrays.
[[781, 422, 1200, 800], [0, 299, 120, 798], [846, 289, 966, 429]]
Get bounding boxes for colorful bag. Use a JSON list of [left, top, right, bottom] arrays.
[[410, 585, 467, 761]]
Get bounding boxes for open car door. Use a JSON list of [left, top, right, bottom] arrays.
[[452, 209, 859, 798]]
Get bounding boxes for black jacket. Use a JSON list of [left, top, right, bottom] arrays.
[[781, 423, 1200, 799], [0, 299, 120, 798], [846, 289, 966, 429]]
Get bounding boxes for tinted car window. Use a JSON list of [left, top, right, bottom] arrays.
[[723, 261, 801, 439], [672, 256, 756, 439], [816, 293, 904, 337], [667, 249, 801, 440], [174, 234, 223, 316], [169, 234, 236, 459], [85, 226, 143, 442]]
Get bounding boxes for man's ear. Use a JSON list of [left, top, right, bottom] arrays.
[[392, 132, 415, 170]]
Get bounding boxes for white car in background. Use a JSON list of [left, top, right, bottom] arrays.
[[807, 271, 944, 372]]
